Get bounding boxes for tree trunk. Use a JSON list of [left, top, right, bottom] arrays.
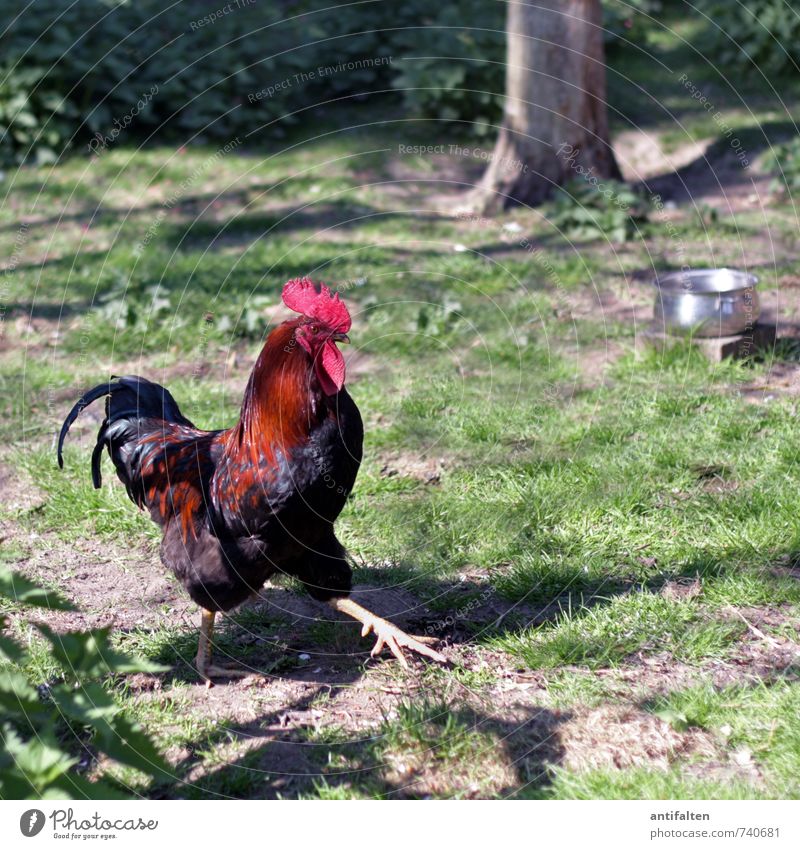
[[471, 0, 621, 212]]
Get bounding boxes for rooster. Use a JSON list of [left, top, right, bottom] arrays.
[[58, 279, 445, 681]]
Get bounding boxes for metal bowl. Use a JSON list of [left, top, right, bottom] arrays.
[[653, 268, 759, 337]]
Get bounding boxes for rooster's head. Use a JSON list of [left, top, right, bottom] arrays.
[[282, 278, 352, 396]]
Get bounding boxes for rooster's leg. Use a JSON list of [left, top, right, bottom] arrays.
[[195, 609, 250, 684], [328, 597, 447, 669]]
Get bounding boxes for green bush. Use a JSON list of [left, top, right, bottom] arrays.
[[389, 1, 662, 130], [766, 134, 800, 196], [0, 0, 397, 165], [701, 0, 800, 76], [550, 178, 651, 243], [0, 565, 170, 798], [0, 1, 665, 164], [389, 4, 506, 135], [0, 0, 161, 165], [602, 0, 662, 49]]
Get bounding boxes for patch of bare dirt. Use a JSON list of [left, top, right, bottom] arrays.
[[660, 577, 704, 601], [554, 279, 654, 387], [627, 126, 774, 215], [378, 453, 445, 485], [561, 704, 714, 772], [616, 130, 711, 184], [1, 520, 180, 635]]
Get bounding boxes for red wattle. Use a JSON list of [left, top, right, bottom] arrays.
[[317, 340, 345, 395]]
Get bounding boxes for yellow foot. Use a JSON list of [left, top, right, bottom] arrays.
[[328, 597, 448, 669], [362, 617, 447, 669], [196, 662, 252, 687], [195, 608, 256, 686]]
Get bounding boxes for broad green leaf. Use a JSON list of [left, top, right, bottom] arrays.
[[1, 725, 77, 793], [92, 713, 171, 779], [54, 684, 170, 778], [48, 773, 128, 800], [0, 616, 25, 663], [0, 670, 45, 718], [0, 566, 75, 611], [38, 626, 168, 678]]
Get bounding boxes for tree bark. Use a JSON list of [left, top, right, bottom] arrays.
[[471, 0, 621, 212]]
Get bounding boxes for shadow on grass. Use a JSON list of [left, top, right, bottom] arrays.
[[151, 569, 796, 798], [79, 535, 799, 800], [157, 202, 444, 253], [640, 120, 799, 204], [150, 686, 569, 800], [0, 176, 321, 236]]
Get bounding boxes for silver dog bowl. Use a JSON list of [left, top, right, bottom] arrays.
[[653, 268, 759, 337]]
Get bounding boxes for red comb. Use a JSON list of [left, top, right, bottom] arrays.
[[282, 278, 351, 333]]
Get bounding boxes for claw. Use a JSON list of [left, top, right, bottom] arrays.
[[363, 609, 443, 665], [408, 634, 438, 645], [329, 596, 448, 668]]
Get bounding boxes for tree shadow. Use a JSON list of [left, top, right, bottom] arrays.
[[148, 678, 569, 799], [638, 120, 797, 204], [92, 535, 800, 799], [155, 201, 436, 254], [0, 176, 323, 236]]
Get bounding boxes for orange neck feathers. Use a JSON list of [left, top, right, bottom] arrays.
[[225, 320, 323, 463]]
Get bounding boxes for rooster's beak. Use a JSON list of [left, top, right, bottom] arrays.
[[332, 332, 350, 344]]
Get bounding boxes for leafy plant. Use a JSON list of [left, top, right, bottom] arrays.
[[550, 178, 651, 242], [0, 0, 669, 163], [0, 0, 397, 165], [91, 280, 274, 349], [389, 1, 661, 130], [695, 202, 720, 229], [0, 564, 170, 798], [389, 3, 506, 134], [700, 0, 800, 76], [602, 0, 662, 49], [767, 134, 800, 196]]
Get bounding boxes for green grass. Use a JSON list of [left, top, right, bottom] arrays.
[[297, 698, 514, 799], [494, 592, 746, 669], [535, 767, 771, 800], [647, 681, 800, 797], [2, 9, 800, 800], [15, 447, 158, 543]]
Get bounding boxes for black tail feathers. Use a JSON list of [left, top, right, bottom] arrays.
[[57, 375, 194, 488]]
